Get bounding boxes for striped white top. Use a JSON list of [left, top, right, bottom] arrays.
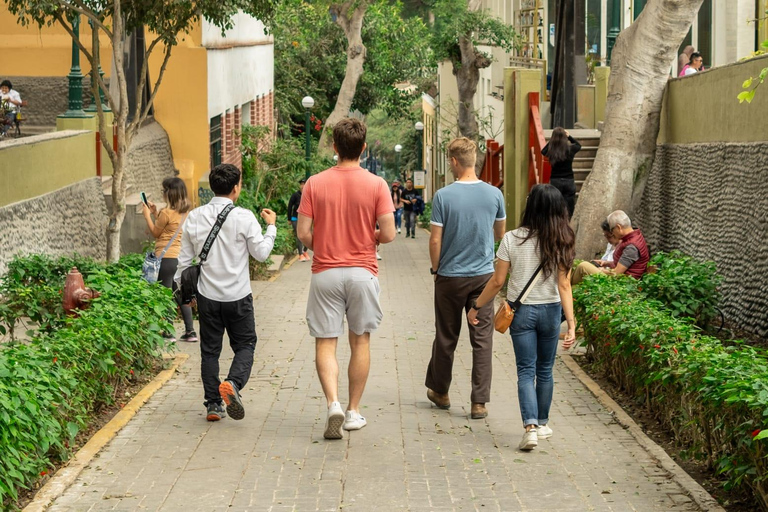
[[496, 228, 561, 305]]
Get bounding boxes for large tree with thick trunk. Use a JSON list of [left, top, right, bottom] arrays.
[[6, 0, 275, 262], [571, 0, 704, 259], [431, 0, 519, 170]]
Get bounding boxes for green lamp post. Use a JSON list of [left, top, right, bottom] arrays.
[[59, 14, 89, 119], [395, 144, 403, 181], [302, 96, 315, 179], [415, 121, 424, 171]]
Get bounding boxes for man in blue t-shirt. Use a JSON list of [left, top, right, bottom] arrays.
[[425, 138, 506, 420]]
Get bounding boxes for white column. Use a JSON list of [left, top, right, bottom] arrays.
[[712, 0, 756, 66]]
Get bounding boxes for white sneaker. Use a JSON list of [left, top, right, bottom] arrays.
[[343, 410, 367, 431], [537, 424, 553, 439], [376, 252, 382, 260], [397, 228, 401, 234], [324, 402, 345, 439], [519, 429, 538, 451]]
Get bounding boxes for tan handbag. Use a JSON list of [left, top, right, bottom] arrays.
[[494, 263, 543, 333]]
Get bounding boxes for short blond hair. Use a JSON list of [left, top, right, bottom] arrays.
[[447, 137, 477, 169]]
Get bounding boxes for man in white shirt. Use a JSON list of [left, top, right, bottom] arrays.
[[175, 163, 277, 422], [0, 80, 22, 136]]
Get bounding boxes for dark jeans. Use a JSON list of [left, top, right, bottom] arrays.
[[158, 258, 194, 333], [550, 177, 576, 218], [290, 219, 305, 254], [198, 294, 257, 405], [404, 210, 417, 235], [1, 113, 14, 134], [425, 273, 494, 403]]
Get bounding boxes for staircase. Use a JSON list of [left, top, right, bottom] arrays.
[[543, 129, 600, 202]]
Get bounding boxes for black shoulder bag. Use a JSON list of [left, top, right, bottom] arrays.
[[180, 203, 235, 304]]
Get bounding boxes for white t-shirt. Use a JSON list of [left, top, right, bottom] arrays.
[[1, 89, 22, 113], [601, 243, 616, 262], [496, 228, 560, 305], [684, 67, 698, 76]]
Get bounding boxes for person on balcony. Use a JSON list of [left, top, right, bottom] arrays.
[[680, 52, 703, 76], [0, 80, 22, 137], [542, 127, 581, 218]]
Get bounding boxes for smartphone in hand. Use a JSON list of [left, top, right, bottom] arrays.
[[140, 192, 149, 207]]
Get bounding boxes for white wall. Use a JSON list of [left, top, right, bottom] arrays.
[[207, 43, 273, 119], [202, 12, 271, 47]]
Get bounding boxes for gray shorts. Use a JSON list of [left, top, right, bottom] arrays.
[[306, 267, 383, 338]]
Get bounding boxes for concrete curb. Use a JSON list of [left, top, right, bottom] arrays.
[[268, 254, 299, 282], [23, 353, 190, 512], [560, 354, 725, 512]]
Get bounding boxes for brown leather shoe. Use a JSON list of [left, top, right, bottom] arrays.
[[427, 389, 451, 410], [471, 403, 488, 419]]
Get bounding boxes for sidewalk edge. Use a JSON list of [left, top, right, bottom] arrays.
[[560, 354, 725, 512], [268, 254, 300, 282], [23, 353, 190, 512]]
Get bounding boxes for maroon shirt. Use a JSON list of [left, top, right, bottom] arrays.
[[613, 229, 650, 279]]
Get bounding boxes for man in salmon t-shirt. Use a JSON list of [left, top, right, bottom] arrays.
[[297, 118, 396, 440]]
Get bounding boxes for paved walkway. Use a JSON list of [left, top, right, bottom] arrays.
[[49, 233, 699, 511]]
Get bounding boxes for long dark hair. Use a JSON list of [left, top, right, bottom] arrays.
[[162, 177, 191, 213], [517, 184, 575, 279], [546, 127, 570, 164]]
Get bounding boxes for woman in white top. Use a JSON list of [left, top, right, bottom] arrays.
[[468, 184, 576, 451]]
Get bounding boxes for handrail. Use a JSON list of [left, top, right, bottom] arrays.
[[480, 138, 504, 189], [527, 92, 550, 191]]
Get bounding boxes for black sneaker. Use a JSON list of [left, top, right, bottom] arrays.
[[206, 402, 226, 422], [219, 380, 245, 420], [411, 234, 416, 239], [180, 331, 198, 342]]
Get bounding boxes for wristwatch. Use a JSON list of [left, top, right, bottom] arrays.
[[429, 267, 438, 275], [470, 299, 479, 311]]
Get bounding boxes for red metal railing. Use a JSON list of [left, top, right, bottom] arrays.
[[528, 92, 550, 191], [480, 138, 504, 188]]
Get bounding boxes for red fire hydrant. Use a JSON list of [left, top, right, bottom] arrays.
[[63, 267, 101, 317]]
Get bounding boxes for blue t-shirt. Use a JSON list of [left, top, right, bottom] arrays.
[[430, 181, 506, 277]]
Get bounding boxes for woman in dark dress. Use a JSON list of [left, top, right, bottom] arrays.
[[542, 127, 581, 218]]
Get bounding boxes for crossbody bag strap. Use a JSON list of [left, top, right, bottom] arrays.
[[158, 213, 187, 259], [199, 203, 236, 263], [510, 262, 544, 309]]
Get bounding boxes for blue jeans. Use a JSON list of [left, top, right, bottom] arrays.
[[394, 208, 403, 229], [509, 302, 562, 427]]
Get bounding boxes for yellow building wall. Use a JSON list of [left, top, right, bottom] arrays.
[[1, 8, 210, 203], [0, 131, 96, 207]]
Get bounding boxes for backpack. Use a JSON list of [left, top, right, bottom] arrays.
[[414, 196, 425, 215]]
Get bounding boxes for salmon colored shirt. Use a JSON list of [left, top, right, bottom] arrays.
[[298, 165, 394, 276]]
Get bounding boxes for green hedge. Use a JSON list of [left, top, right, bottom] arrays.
[[0, 255, 174, 506], [574, 274, 768, 508]]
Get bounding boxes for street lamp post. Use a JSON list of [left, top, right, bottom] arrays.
[[394, 144, 402, 182], [415, 121, 424, 171], [301, 96, 315, 179], [59, 14, 89, 119]]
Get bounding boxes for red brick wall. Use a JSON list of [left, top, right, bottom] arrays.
[[212, 91, 274, 170]]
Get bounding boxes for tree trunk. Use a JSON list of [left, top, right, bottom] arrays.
[[454, 35, 490, 174], [318, 2, 368, 157], [105, 0, 130, 263], [571, 0, 704, 259]]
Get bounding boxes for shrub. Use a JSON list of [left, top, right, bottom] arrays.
[[641, 251, 722, 327], [0, 255, 174, 506], [574, 275, 768, 507], [418, 201, 432, 229]]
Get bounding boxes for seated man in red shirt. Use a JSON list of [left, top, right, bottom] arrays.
[[572, 210, 650, 285]]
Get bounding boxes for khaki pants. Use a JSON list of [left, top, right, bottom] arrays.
[[571, 261, 602, 285], [425, 273, 494, 404]]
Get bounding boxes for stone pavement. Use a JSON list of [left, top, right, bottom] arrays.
[[49, 232, 700, 511]]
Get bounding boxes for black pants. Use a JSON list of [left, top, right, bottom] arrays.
[[158, 258, 194, 333], [550, 177, 576, 218], [197, 294, 257, 405]]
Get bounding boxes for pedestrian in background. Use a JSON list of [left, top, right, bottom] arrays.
[[142, 177, 195, 342], [425, 137, 506, 420], [297, 118, 395, 440], [468, 184, 576, 451], [542, 127, 581, 218], [392, 180, 404, 234], [287, 178, 310, 261], [402, 178, 422, 239]]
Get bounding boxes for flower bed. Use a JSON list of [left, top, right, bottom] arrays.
[[574, 274, 768, 509], [0, 254, 174, 507]]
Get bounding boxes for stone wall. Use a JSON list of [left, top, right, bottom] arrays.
[[637, 143, 768, 337], [124, 121, 176, 201], [0, 178, 107, 273], [5, 76, 67, 129]]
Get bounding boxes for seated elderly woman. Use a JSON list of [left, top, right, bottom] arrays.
[[571, 210, 650, 285]]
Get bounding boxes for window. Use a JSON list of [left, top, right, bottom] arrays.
[[210, 115, 222, 168], [587, 0, 602, 57], [633, 0, 647, 19], [697, 0, 712, 68]]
